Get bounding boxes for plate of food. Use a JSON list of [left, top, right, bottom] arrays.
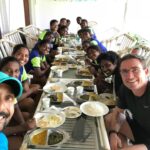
[[48, 78, 59, 83], [34, 111, 66, 128], [99, 93, 116, 106], [28, 128, 69, 148], [80, 101, 109, 117], [79, 93, 99, 101], [51, 65, 68, 72], [43, 83, 67, 93], [55, 55, 72, 62], [63, 106, 81, 118], [68, 80, 93, 87], [68, 64, 77, 69], [77, 68, 92, 77]]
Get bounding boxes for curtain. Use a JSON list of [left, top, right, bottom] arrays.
[[0, 0, 10, 35]]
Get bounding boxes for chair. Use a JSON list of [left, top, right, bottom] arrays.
[[102, 33, 137, 55], [3, 29, 38, 50], [23, 25, 41, 38], [0, 39, 15, 59], [3, 30, 23, 45]]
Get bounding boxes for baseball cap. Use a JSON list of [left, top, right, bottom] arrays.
[[0, 71, 23, 98]]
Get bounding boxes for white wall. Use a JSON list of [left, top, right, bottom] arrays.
[[1, 0, 150, 41], [31, 0, 126, 40], [124, 0, 150, 41]]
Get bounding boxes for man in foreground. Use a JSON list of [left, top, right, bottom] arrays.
[[0, 71, 23, 149], [105, 54, 150, 150]]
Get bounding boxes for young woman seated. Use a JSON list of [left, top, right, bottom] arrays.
[[25, 40, 50, 86], [12, 44, 41, 105]]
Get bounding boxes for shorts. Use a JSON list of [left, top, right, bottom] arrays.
[[126, 116, 150, 149]]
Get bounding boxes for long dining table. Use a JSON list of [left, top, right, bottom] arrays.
[[20, 46, 110, 150]]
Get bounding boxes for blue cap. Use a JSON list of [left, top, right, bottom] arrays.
[[0, 72, 23, 98]]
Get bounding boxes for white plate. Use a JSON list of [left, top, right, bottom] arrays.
[[51, 66, 68, 72], [34, 111, 66, 128], [80, 101, 109, 117], [55, 55, 72, 61], [63, 106, 81, 118], [43, 83, 67, 93]]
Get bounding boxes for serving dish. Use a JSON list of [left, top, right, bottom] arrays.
[[27, 128, 69, 149]]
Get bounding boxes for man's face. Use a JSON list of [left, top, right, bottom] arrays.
[[120, 58, 148, 92], [0, 83, 15, 131]]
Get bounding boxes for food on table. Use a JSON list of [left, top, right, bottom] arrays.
[[31, 130, 47, 145], [82, 80, 93, 86], [36, 114, 63, 128], [51, 66, 68, 71], [80, 101, 109, 117], [79, 93, 99, 101], [48, 131, 63, 145], [49, 93, 63, 103], [80, 94, 90, 101], [49, 85, 61, 92], [100, 99, 116, 106], [63, 106, 81, 118], [69, 64, 77, 69], [84, 103, 103, 116], [78, 68, 92, 76], [56, 92, 63, 102], [73, 81, 83, 86], [71, 80, 92, 87], [99, 93, 116, 106]]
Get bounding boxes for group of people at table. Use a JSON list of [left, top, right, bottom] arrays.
[[0, 16, 150, 150]]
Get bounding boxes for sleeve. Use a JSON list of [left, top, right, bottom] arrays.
[[13, 98, 17, 104], [41, 56, 46, 62], [31, 57, 41, 68], [91, 40, 98, 46], [21, 67, 28, 82]]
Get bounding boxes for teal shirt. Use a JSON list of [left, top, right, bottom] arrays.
[[0, 132, 8, 150]]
